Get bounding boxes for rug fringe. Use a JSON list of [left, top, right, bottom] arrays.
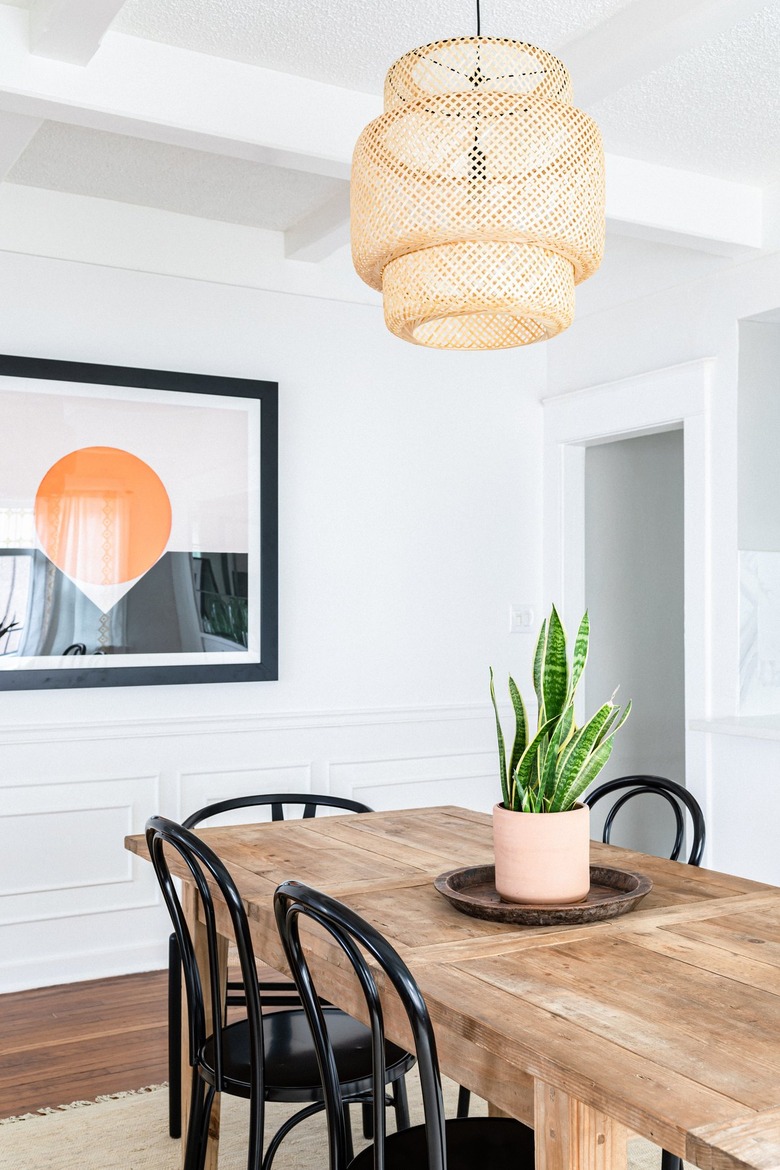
[[0, 1083, 167, 1125]]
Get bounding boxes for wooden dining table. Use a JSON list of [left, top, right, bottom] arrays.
[[126, 804, 780, 1170]]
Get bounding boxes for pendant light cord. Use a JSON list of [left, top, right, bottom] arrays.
[[476, 0, 481, 36]]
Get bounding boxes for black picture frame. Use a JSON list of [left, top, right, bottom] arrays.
[[0, 354, 278, 690]]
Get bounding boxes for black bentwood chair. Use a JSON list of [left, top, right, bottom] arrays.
[[147, 817, 415, 1170], [586, 774, 706, 1170], [274, 880, 536, 1170], [167, 793, 383, 1138], [584, 775, 706, 866]]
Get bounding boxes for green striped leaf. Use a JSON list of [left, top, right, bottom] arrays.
[[520, 786, 535, 813], [538, 702, 575, 810], [489, 668, 509, 808], [558, 736, 615, 810], [510, 715, 558, 810], [541, 606, 569, 723], [595, 699, 632, 747], [549, 702, 616, 811], [508, 676, 528, 781], [570, 611, 590, 698], [532, 617, 547, 723], [555, 701, 613, 779]]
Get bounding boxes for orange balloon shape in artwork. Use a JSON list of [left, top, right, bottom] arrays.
[[35, 447, 172, 586]]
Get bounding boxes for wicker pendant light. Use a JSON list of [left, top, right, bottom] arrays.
[[351, 33, 605, 350]]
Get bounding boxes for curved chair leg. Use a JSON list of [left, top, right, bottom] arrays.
[[248, 1092, 264, 1170], [661, 1151, 683, 1170], [168, 933, 182, 1139], [343, 1102, 355, 1163], [456, 1085, 471, 1118], [184, 1078, 214, 1170], [261, 1101, 326, 1170]]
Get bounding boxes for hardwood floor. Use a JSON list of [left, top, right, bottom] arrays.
[[0, 970, 168, 1118]]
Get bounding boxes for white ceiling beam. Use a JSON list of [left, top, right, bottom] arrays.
[[764, 182, 780, 254], [284, 158, 764, 262], [29, 0, 128, 65], [0, 110, 42, 180], [559, 0, 772, 108], [606, 155, 763, 256], [0, 5, 374, 180], [0, 6, 765, 258], [285, 188, 351, 261], [0, 184, 380, 307]]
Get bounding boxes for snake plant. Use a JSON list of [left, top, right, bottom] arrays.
[[490, 605, 631, 814]]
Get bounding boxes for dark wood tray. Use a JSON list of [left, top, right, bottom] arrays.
[[434, 864, 652, 926]]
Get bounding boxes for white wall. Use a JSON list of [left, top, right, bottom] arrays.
[[0, 248, 547, 991], [8, 228, 780, 986], [547, 245, 780, 882]]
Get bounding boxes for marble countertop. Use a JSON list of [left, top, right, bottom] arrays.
[[690, 715, 780, 740]]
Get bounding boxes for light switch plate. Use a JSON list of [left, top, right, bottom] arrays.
[[509, 604, 535, 633]]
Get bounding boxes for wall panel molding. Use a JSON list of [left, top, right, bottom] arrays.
[[330, 750, 496, 812], [179, 763, 313, 821], [0, 772, 161, 928], [0, 702, 496, 991], [0, 702, 488, 748]]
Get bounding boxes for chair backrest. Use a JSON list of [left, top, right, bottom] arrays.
[[183, 792, 373, 829], [274, 880, 448, 1170], [584, 775, 705, 865], [146, 815, 266, 1102]]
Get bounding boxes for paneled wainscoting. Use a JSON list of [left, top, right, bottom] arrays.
[[0, 703, 497, 993]]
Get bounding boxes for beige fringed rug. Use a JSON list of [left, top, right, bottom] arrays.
[[0, 1076, 683, 1170]]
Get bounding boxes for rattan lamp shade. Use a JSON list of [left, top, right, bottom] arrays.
[[351, 37, 605, 350]]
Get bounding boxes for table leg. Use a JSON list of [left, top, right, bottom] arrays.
[[181, 884, 227, 1170], [534, 1081, 628, 1170]]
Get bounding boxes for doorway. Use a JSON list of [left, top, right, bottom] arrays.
[[542, 358, 714, 861], [584, 430, 685, 855]]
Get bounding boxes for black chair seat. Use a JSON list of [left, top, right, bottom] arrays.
[[349, 1117, 534, 1170], [202, 1006, 415, 1100]]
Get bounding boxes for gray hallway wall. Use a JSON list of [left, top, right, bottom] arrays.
[[584, 429, 686, 855]]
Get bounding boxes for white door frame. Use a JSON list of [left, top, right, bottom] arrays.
[[542, 358, 715, 849]]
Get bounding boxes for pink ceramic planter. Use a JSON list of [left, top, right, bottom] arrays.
[[493, 801, 591, 904]]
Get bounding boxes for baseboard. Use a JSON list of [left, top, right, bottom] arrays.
[[0, 940, 168, 994]]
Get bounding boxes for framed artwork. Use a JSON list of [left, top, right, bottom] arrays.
[[0, 354, 277, 689]]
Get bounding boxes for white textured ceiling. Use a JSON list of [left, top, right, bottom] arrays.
[[7, 123, 346, 231], [2, 0, 777, 277], [107, 0, 780, 187], [111, 0, 635, 93], [592, 4, 780, 184]]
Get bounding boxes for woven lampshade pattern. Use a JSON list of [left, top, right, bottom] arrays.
[[351, 37, 605, 350]]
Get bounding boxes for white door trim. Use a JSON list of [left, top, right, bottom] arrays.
[[542, 358, 715, 854]]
